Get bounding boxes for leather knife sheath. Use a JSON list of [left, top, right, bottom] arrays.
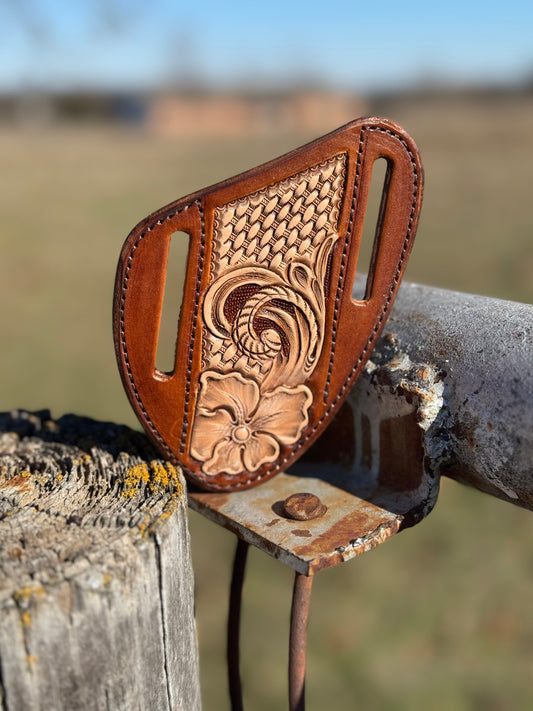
[[113, 117, 423, 491]]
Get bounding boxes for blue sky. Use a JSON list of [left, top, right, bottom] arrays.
[[1, 0, 532, 92]]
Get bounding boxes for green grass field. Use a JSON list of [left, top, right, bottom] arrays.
[[1, 94, 532, 709]]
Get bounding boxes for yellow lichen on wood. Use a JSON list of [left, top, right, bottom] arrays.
[[122, 461, 182, 500], [138, 514, 151, 536], [13, 585, 45, 604], [147, 460, 182, 494], [14, 586, 45, 630], [20, 470, 32, 478], [122, 463, 150, 499], [155, 500, 180, 524]]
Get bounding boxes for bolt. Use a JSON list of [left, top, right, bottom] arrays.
[[282, 493, 327, 521]]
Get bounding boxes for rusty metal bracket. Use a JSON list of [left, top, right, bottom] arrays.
[[189, 462, 434, 576], [227, 538, 249, 711], [190, 456, 434, 710], [289, 573, 314, 711], [189, 403, 437, 710]]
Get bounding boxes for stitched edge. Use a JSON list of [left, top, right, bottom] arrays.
[[119, 200, 203, 460], [180, 202, 206, 453], [323, 127, 365, 403]]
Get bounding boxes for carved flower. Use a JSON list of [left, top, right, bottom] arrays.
[[190, 371, 312, 476]]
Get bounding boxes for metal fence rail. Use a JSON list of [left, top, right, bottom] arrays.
[[348, 279, 532, 511]]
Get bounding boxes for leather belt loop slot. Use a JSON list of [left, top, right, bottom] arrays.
[[155, 230, 191, 377], [351, 156, 391, 302], [363, 156, 393, 301]]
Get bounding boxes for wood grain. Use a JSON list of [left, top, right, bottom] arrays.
[[0, 410, 200, 711]]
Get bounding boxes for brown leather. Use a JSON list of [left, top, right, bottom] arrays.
[[113, 117, 424, 491]]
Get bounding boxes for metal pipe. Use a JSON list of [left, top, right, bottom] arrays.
[[227, 537, 249, 711], [348, 279, 533, 510], [288, 573, 314, 711]]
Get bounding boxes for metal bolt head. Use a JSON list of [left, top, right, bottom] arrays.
[[282, 493, 327, 521]]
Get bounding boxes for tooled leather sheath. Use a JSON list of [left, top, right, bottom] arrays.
[[113, 117, 424, 491]]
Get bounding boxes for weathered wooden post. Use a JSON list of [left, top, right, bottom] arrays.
[[0, 409, 201, 711]]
